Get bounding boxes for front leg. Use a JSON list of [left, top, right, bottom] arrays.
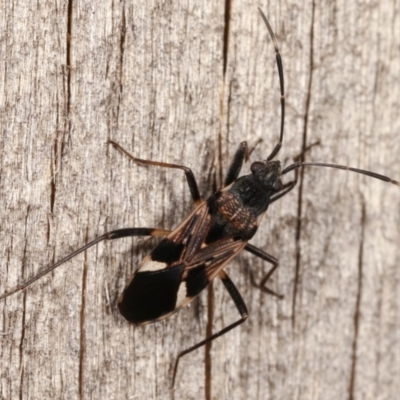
[[109, 140, 202, 205], [224, 142, 248, 186]]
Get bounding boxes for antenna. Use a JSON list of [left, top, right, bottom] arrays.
[[258, 8, 285, 161]]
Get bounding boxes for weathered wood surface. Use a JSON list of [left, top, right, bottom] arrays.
[[1, 1, 399, 399]]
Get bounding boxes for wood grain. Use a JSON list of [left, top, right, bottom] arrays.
[[1, 1, 399, 399]]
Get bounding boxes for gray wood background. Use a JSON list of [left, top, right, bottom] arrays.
[[1, 1, 399, 399]]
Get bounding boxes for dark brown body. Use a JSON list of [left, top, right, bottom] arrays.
[[118, 167, 280, 325]]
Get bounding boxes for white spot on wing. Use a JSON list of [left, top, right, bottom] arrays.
[[139, 260, 167, 272], [176, 282, 187, 306]]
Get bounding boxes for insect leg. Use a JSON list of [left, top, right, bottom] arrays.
[[224, 138, 269, 186], [245, 243, 283, 298], [224, 141, 248, 186], [108, 140, 202, 205], [0, 227, 170, 300], [171, 269, 248, 388]]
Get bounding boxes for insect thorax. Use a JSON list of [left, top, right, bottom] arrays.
[[206, 175, 273, 242]]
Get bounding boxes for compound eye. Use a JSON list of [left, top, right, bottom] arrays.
[[273, 179, 283, 191], [250, 161, 264, 174]]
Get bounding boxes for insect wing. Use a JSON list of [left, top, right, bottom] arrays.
[[175, 238, 247, 308], [118, 202, 246, 325]]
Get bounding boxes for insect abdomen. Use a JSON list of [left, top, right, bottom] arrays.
[[118, 265, 184, 324]]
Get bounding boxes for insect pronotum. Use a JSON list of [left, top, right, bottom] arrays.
[[1, 8, 399, 389]]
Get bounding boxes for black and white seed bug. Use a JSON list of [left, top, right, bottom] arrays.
[[1, 8, 399, 391]]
